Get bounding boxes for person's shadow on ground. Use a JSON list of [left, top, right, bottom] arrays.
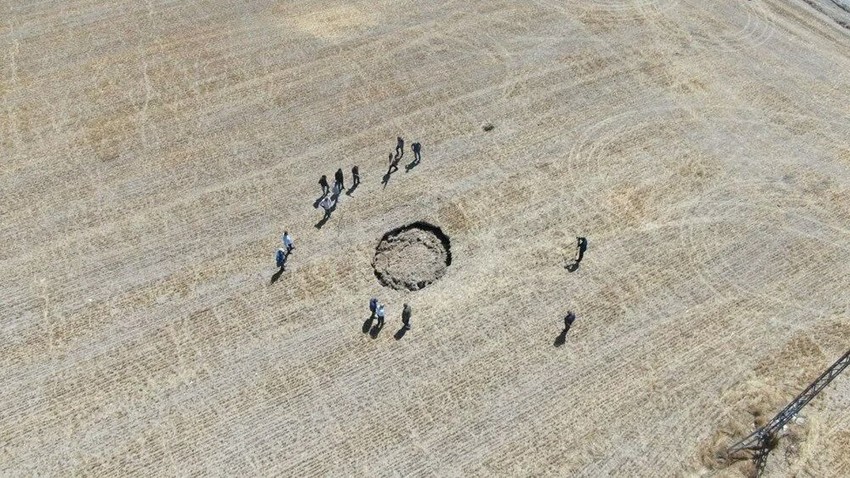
[[362, 316, 374, 334], [554, 323, 572, 347], [314, 203, 337, 229], [393, 327, 407, 340], [577, 237, 587, 259], [567, 237, 588, 271], [346, 182, 359, 196], [405, 159, 420, 173], [370, 321, 384, 338], [270, 266, 285, 285]]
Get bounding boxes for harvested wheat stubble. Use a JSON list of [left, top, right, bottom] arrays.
[[372, 222, 451, 291], [3, 0, 850, 476]]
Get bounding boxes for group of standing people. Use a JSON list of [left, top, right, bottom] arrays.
[[268, 135, 584, 345], [368, 298, 412, 333], [276, 136, 426, 269], [317, 166, 360, 220], [319, 167, 360, 196], [275, 231, 295, 270], [387, 137, 422, 175], [270, 136, 430, 338]]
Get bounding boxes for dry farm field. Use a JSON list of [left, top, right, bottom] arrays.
[[2, 0, 850, 476]]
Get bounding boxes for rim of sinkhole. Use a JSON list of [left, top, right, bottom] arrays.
[[372, 222, 452, 291]]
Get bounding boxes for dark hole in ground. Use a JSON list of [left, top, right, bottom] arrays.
[[372, 222, 451, 291]]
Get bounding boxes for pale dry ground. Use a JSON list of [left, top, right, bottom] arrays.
[[2, 0, 850, 476]]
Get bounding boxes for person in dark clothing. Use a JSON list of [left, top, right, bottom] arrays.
[[566, 236, 588, 272], [275, 248, 287, 269], [554, 311, 575, 347], [319, 175, 329, 195], [575, 237, 587, 263], [411, 142, 421, 164], [564, 311, 576, 329], [369, 297, 378, 319], [395, 136, 404, 159], [334, 168, 345, 191], [352, 165, 360, 188], [402, 303, 412, 330], [387, 153, 401, 175]]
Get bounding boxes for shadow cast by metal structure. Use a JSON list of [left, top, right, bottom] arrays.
[[720, 347, 850, 477]]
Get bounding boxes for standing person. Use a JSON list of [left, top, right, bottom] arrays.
[[351, 165, 360, 188], [575, 237, 587, 263], [402, 303, 412, 330], [282, 231, 294, 254], [319, 195, 335, 220], [411, 142, 421, 164], [332, 181, 342, 199], [376, 304, 385, 329], [564, 311, 576, 329], [369, 297, 378, 319], [319, 175, 329, 195], [388, 152, 399, 174], [395, 136, 404, 159], [275, 248, 287, 269], [334, 168, 345, 191]]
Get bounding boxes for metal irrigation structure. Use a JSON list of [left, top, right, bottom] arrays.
[[721, 347, 850, 477]]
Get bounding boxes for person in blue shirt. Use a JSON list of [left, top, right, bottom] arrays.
[[369, 297, 378, 319], [275, 248, 287, 270]]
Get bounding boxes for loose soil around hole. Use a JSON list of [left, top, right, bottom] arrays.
[[373, 222, 451, 291]]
